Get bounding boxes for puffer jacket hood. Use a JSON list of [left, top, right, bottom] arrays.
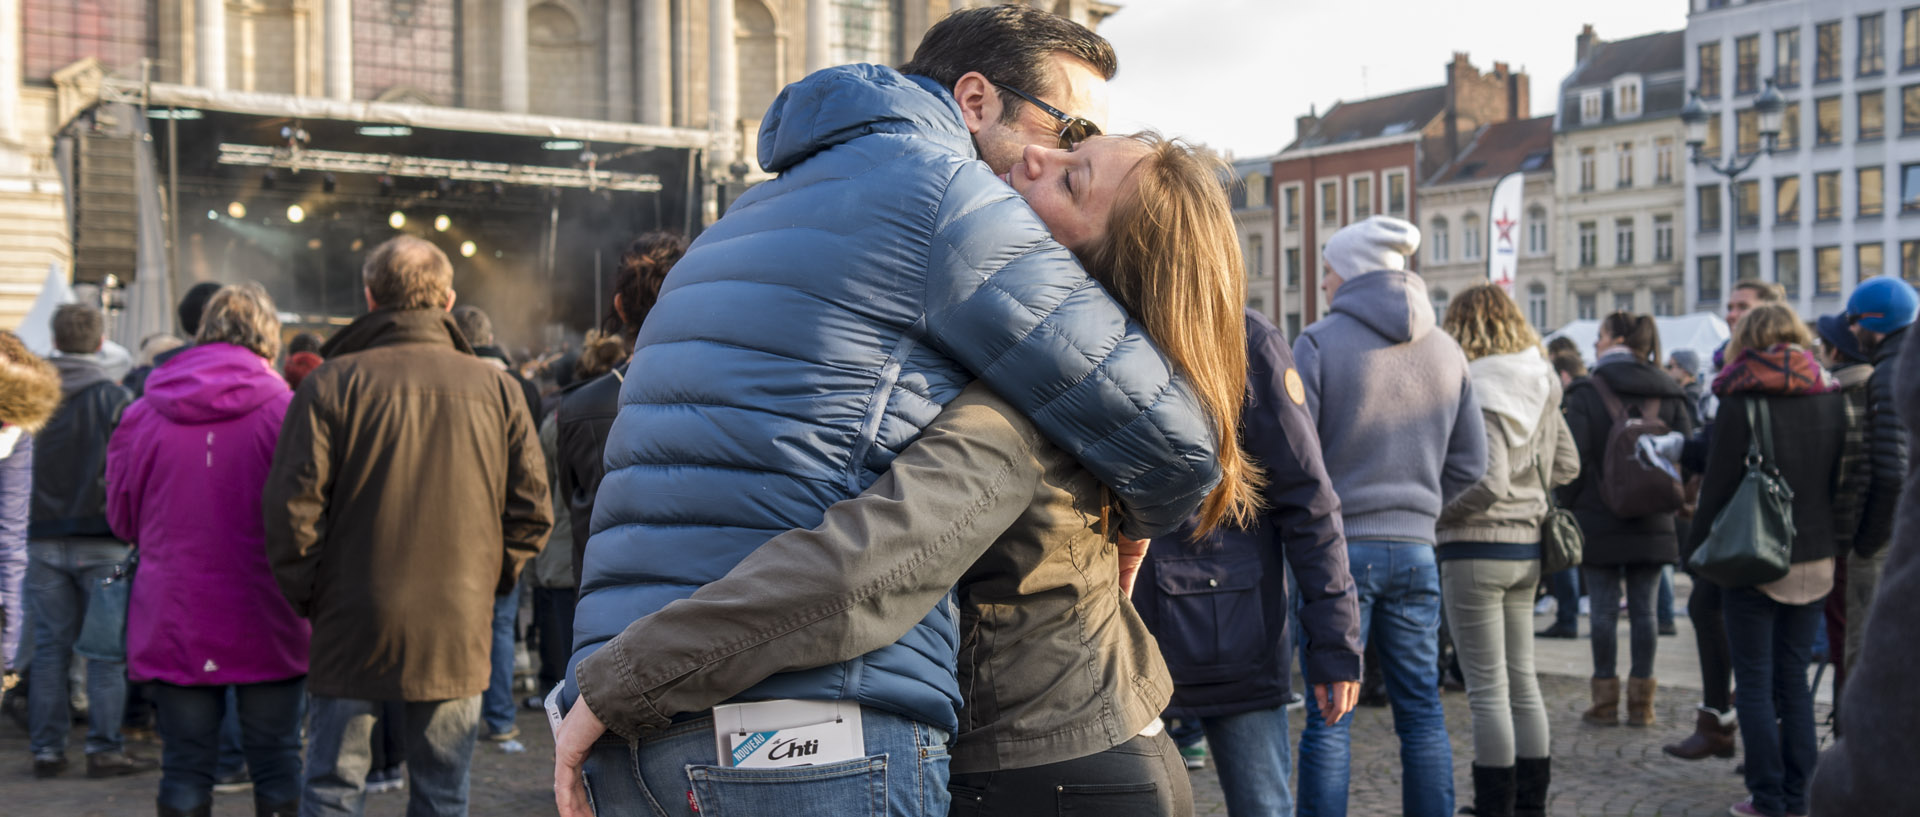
[[1330, 270, 1434, 344], [0, 351, 60, 433], [141, 343, 289, 426], [51, 355, 110, 398], [1470, 350, 1554, 446], [757, 65, 973, 174]]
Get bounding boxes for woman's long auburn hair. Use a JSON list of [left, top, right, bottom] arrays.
[[1082, 132, 1263, 536], [1442, 284, 1542, 361]]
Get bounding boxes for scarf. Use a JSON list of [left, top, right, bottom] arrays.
[[1711, 343, 1840, 396]]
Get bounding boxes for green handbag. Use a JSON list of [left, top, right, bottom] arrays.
[[1686, 399, 1794, 587], [1536, 449, 1583, 574], [75, 550, 137, 663]]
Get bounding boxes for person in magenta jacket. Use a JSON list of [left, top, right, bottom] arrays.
[[106, 283, 308, 817]]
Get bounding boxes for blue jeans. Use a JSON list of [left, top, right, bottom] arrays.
[[1201, 705, 1292, 817], [1657, 565, 1675, 628], [1584, 564, 1660, 679], [1542, 567, 1580, 631], [1724, 587, 1820, 817], [301, 694, 482, 817], [217, 688, 247, 778], [26, 538, 130, 756], [483, 582, 523, 736], [1297, 541, 1452, 817], [581, 707, 950, 817], [153, 677, 306, 811]]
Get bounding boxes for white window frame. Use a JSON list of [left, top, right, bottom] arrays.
[[1615, 217, 1636, 266], [1526, 204, 1549, 255], [1654, 214, 1675, 261], [1317, 177, 1342, 226], [1527, 282, 1549, 328], [1246, 234, 1266, 278], [1279, 182, 1304, 230], [1578, 146, 1597, 191], [1431, 215, 1451, 264], [1384, 168, 1411, 217], [1462, 211, 1483, 261], [1245, 173, 1268, 209], [1582, 89, 1604, 125], [1613, 74, 1644, 119], [1616, 141, 1635, 188], [1655, 137, 1676, 183], [1347, 171, 1377, 223]]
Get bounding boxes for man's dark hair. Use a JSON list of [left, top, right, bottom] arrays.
[[1733, 280, 1786, 302], [286, 332, 324, 356], [901, 5, 1117, 125], [177, 281, 223, 336], [1545, 336, 1580, 358], [1550, 349, 1588, 379], [453, 305, 495, 347], [52, 304, 106, 355]]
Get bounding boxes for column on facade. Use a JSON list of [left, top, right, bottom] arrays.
[[709, 0, 739, 164], [951, 0, 969, 14], [324, 0, 352, 99], [196, 0, 228, 90], [501, 0, 530, 112], [0, 0, 20, 145], [637, 0, 670, 125], [806, 0, 830, 74], [607, 0, 634, 120]]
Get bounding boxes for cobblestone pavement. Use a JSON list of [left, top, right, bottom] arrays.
[[1, 671, 1835, 817]]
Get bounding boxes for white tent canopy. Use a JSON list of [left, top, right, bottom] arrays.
[[1544, 313, 1730, 378]]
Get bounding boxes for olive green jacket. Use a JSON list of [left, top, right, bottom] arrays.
[[576, 384, 1169, 773]]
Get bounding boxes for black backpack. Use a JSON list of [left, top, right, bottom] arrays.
[[1590, 375, 1686, 519]]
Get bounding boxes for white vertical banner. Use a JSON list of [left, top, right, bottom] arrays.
[[1487, 172, 1524, 294]]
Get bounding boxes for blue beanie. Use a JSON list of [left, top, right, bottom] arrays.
[[1847, 278, 1920, 334], [1817, 314, 1869, 363]]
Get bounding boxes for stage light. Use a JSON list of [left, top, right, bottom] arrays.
[[389, 211, 406, 229], [206, 210, 218, 220], [286, 204, 306, 223], [227, 201, 247, 219], [307, 239, 322, 250], [460, 241, 477, 258], [350, 238, 364, 252], [434, 215, 451, 232], [323, 173, 337, 193], [357, 125, 413, 137]]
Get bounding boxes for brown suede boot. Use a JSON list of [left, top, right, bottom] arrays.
[[1626, 677, 1658, 727], [1663, 706, 1737, 759], [1583, 677, 1621, 725]]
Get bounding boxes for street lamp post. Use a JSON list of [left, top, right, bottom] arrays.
[[1681, 78, 1786, 310]]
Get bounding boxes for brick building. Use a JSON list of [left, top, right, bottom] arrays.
[[1268, 53, 1530, 330]]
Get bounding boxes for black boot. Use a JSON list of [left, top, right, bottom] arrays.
[[255, 798, 300, 817], [1460, 764, 1515, 816], [157, 803, 213, 817], [1514, 757, 1551, 817]]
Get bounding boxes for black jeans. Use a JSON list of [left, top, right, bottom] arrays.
[[1583, 564, 1661, 679], [1724, 586, 1820, 817], [948, 731, 1193, 817], [1687, 578, 1732, 711], [532, 587, 577, 693]]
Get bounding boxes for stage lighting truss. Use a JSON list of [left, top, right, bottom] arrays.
[[216, 144, 664, 193]]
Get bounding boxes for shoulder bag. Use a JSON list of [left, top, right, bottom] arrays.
[[1686, 399, 1794, 587], [1537, 449, 1584, 574]]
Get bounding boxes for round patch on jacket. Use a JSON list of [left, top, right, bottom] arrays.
[[1284, 368, 1306, 405]]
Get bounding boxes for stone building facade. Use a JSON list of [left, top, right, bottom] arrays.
[[1417, 116, 1558, 330]]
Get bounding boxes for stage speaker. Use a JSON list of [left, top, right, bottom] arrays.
[[71, 132, 140, 284]]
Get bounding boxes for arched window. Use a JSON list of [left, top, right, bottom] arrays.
[[1462, 213, 1483, 261], [1527, 205, 1549, 255], [1527, 282, 1549, 328], [737, 0, 783, 123], [1431, 216, 1450, 263], [1431, 287, 1450, 316], [530, 3, 598, 119]]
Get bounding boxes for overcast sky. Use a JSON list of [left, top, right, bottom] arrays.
[[1098, 0, 1690, 160]]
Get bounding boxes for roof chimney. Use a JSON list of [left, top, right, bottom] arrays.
[[1297, 103, 1320, 142], [1577, 24, 1598, 64]]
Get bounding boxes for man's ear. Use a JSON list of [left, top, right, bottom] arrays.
[[953, 71, 1002, 136], [445, 289, 458, 313]]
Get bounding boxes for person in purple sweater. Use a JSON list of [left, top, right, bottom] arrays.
[[107, 284, 310, 817]]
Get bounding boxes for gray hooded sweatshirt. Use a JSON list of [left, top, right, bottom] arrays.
[[1293, 270, 1486, 545]]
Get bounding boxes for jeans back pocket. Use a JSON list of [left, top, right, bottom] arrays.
[[687, 755, 889, 817]]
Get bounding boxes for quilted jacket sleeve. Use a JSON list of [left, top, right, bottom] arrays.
[[1858, 364, 1906, 556], [0, 435, 28, 670], [918, 166, 1220, 539]]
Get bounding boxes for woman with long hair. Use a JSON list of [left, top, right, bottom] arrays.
[[1560, 311, 1694, 727], [1690, 304, 1844, 817], [1435, 285, 1578, 817], [554, 132, 1258, 817], [105, 284, 308, 817]]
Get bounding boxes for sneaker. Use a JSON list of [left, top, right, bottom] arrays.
[[486, 726, 522, 742], [1285, 692, 1306, 711], [32, 751, 67, 779], [523, 695, 547, 711], [1537, 623, 1579, 639], [1728, 799, 1765, 816], [1179, 742, 1207, 770], [1659, 621, 1679, 637], [366, 766, 407, 794], [86, 750, 158, 778], [213, 769, 253, 793]]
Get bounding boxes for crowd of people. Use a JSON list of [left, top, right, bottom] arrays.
[[1, 5, 1919, 817]]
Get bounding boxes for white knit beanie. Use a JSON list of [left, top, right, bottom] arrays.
[[1323, 215, 1421, 281]]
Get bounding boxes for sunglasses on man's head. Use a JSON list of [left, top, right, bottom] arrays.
[[992, 82, 1102, 148]]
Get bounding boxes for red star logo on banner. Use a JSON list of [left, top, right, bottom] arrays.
[[1494, 210, 1517, 247]]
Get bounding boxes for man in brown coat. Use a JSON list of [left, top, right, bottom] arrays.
[[264, 236, 550, 817]]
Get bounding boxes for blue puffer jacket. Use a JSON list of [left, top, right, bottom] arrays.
[[569, 65, 1220, 732]]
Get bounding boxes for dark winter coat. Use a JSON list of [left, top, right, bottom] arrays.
[[570, 65, 1220, 731], [1811, 327, 1920, 814], [554, 366, 622, 589], [1856, 327, 1907, 556], [1560, 355, 1696, 566], [1831, 363, 1874, 557], [262, 308, 552, 701], [30, 357, 133, 538], [1136, 310, 1361, 718], [1684, 392, 1846, 567]]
